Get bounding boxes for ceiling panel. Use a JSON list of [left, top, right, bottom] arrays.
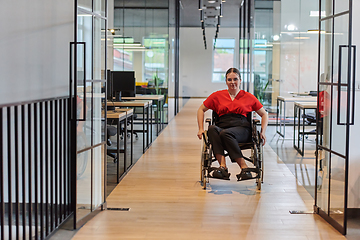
[[114, 0, 276, 28]]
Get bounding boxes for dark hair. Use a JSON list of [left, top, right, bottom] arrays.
[[225, 68, 241, 80]]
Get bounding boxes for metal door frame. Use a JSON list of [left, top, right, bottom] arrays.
[[314, 0, 354, 235], [70, 0, 108, 229]]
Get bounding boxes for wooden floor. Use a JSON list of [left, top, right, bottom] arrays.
[[72, 99, 348, 240]]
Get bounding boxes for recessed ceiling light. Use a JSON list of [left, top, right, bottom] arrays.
[[287, 25, 296, 31], [208, 0, 216, 3], [294, 37, 310, 40], [309, 11, 326, 17]]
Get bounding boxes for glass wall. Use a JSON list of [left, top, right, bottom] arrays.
[[113, 0, 169, 122], [251, 1, 281, 113], [279, 0, 320, 97], [212, 39, 235, 83], [76, 0, 107, 226]]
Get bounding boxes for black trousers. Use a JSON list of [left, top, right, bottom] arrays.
[[207, 124, 251, 161]]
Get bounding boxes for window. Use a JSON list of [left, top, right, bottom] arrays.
[[143, 38, 168, 88], [212, 39, 235, 82], [113, 37, 134, 71]]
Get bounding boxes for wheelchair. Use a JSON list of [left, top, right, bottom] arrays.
[[200, 111, 264, 190]]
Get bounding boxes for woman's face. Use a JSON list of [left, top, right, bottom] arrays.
[[226, 72, 241, 91]]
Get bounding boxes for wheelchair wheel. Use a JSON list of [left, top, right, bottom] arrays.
[[252, 142, 261, 190], [253, 132, 263, 190], [201, 132, 213, 189], [259, 133, 264, 183], [201, 136, 209, 189]]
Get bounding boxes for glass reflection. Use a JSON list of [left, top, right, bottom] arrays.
[[329, 154, 345, 226], [93, 82, 103, 145], [320, 0, 333, 18], [78, 0, 92, 11], [77, 149, 91, 217], [92, 145, 105, 210], [330, 14, 349, 157], [316, 150, 330, 213], [94, 0, 106, 16]]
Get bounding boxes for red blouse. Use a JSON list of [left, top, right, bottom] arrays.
[[318, 90, 330, 118], [203, 90, 263, 117]]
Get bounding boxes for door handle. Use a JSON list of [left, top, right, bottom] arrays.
[[337, 45, 345, 125], [69, 42, 86, 121], [350, 45, 356, 125], [337, 45, 356, 126]]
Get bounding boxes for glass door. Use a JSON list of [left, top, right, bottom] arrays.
[[315, 0, 354, 235], [71, 0, 107, 228]]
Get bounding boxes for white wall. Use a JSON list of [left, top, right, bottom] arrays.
[[0, 0, 74, 201], [0, 0, 74, 105], [179, 27, 239, 97]]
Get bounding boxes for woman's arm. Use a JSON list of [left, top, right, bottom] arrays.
[[197, 104, 209, 139], [255, 107, 268, 145]]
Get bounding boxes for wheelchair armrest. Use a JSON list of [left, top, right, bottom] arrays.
[[253, 119, 260, 124], [205, 118, 212, 126]]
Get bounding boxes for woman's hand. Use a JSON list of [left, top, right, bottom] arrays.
[[197, 130, 205, 140], [260, 131, 266, 145], [255, 107, 268, 146], [197, 104, 209, 140]]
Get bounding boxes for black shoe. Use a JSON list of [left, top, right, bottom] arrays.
[[209, 167, 230, 180], [218, 166, 231, 180], [236, 171, 252, 181]]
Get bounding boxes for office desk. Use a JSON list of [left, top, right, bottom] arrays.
[[107, 109, 133, 182], [276, 96, 317, 139], [107, 100, 152, 153], [293, 101, 317, 156], [122, 95, 165, 135]]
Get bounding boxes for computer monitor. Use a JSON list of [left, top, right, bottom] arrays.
[[111, 71, 136, 100]]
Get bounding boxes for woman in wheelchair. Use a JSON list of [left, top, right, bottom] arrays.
[[197, 68, 268, 181]]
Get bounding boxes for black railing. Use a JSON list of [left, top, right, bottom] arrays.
[[0, 97, 71, 240]]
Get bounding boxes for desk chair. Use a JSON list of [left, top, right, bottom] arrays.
[[107, 106, 139, 140], [107, 125, 118, 162]]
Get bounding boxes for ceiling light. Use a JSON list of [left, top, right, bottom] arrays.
[[294, 37, 310, 40], [287, 25, 296, 31], [208, 0, 216, 3], [114, 43, 142, 47], [309, 11, 326, 17], [254, 43, 273, 47], [273, 35, 280, 41]]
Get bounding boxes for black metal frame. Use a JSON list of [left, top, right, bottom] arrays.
[[239, 0, 252, 92], [0, 97, 71, 239], [293, 103, 317, 156], [175, 0, 180, 116], [71, 0, 109, 228], [314, 0, 354, 235]]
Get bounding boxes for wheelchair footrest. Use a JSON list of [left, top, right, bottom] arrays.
[[207, 167, 231, 180], [236, 168, 260, 181]]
